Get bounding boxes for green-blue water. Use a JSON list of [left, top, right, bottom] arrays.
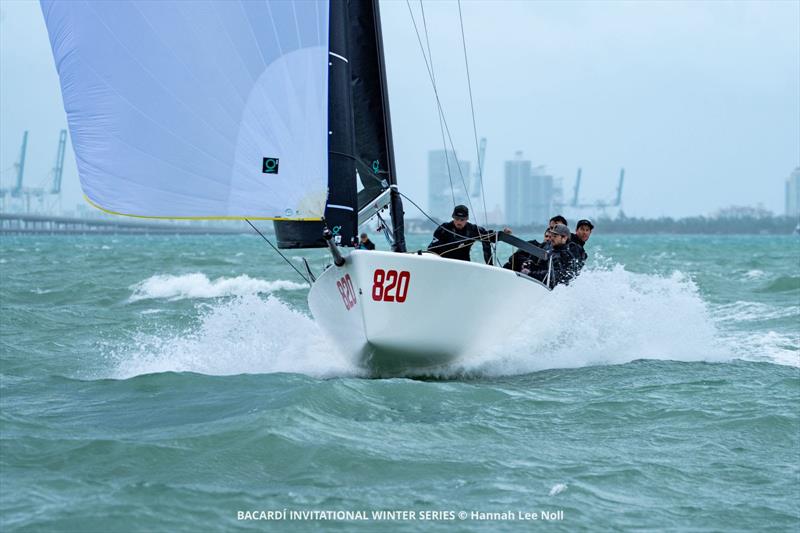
[[1, 233, 798, 531]]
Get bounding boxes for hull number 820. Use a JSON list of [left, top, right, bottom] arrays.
[[372, 269, 410, 303]]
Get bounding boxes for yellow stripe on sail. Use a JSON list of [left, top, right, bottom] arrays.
[[83, 195, 324, 222]]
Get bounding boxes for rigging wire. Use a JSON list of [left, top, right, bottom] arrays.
[[245, 219, 310, 285], [405, 0, 475, 217], [457, 0, 490, 228], [395, 190, 496, 255], [419, 0, 456, 208]]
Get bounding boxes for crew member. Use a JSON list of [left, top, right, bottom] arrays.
[[524, 223, 580, 288], [356, 232, 375, 250], [549, 215, 568, 229], [503, 228, 551, 272], [428, 205, 509, 263], [569, 219, 593, 271]]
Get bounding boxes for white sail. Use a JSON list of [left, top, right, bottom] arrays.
[[40, 0, 329, 219]]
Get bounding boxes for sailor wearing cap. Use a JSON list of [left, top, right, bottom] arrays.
[[569, 219, 594, 271], [524, 223, 582, 288], [427, 205, 505, 263]]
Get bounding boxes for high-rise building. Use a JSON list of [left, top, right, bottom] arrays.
[[786, 167, 800, 217], [504, 152, 554, 226], [428, 150, 471, 221]]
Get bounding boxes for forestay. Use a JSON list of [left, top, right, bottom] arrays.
[[41, 0, 329, 220]]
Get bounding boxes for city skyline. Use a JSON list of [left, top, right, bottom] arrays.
[[1, 0, 798, 219]]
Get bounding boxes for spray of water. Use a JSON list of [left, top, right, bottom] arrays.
[[129, 273, 307, 302], [111, 266, 795, 379], [112, 295, 360, 379]]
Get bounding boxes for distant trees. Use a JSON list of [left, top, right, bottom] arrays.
[[587, 214, 797, 234], [404, 207, 799, 235]]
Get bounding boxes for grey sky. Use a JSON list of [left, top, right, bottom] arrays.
[[1, 0, 798, 219]]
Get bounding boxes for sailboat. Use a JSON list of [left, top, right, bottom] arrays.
[[41, 0, 551, 375]]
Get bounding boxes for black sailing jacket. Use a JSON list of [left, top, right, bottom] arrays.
[[503, 240, 545, 272], [428, 221, 493, 263], [569, 233, 588, 273], [527, 243, 581, 289]]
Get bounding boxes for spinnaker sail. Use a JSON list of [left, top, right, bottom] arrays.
[[41, 0, 330, 220]]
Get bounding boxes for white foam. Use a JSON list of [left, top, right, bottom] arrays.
[[112, 295, 360, 379], [727, 330, 800, 368], [31, 288, 54, 295], [453, 266, 729, 376], [128, 273, 307, 302], [111, 265, 795, 380], [744, 269, 765, 279], [711, 301, 798, 323], [549, 484, 568, 496]]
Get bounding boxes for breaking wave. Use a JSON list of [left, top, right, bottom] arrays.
[[110, 264, 796, 380], [128, 273, 307, 302], [757, 275, 800, 293]]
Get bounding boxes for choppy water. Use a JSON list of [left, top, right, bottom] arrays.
[[1, 232, 798, 531]]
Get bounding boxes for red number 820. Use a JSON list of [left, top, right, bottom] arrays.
[[371, 269, 410, 303]]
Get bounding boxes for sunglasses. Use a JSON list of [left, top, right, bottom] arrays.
[[454, 217, 468, 222]]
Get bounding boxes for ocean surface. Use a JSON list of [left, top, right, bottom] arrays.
[[1, 232, 798, 531]]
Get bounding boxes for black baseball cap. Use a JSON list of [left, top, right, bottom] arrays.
[[576, 219, 594, 230], [452, 205, 469, 218]]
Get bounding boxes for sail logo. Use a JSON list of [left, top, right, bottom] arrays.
[[262, 157, 279, 174]]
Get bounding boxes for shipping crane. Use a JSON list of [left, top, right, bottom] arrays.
[[613, 168, 624, 207], [469, 137, 486, 198], [571, 168, 582, 207], [50, 129, 67, 195], [552, 167, 625, 218], [0, 131, 29, 211], [1, 130, 69, 214]]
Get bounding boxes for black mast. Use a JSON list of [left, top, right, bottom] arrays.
[[371, 0, 406, 252], [348, 0, 405, 252], [274, 0, 405, 252], [325, 0, 359, 247]]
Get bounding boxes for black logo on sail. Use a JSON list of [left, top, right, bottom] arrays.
[[262, 157, 279, 174]]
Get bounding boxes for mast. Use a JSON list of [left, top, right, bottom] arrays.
[[326, 0, 359, 247], [370, 0, 406, 252], [273, 0, 405, 251], [347, 0, 405, 252]]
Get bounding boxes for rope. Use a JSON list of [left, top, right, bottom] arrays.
[[245, 219, 310, 285], [396, 190, 495, 256], [457, 0, 490, 228], [405, 0, 475, 217], [419, 1, 456, 207]]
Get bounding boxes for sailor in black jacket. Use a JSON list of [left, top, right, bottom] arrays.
[[356, 233, 376, 250], [569, 219, 593, 272], [526, 224, 581, 288], [428, 205, 495, 263], [503, 228, 551, 272]]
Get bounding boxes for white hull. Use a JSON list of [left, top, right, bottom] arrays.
[[308, 250, 551, 375]]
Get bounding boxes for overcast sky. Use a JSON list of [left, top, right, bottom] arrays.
[[1, 0, 798, 219]]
